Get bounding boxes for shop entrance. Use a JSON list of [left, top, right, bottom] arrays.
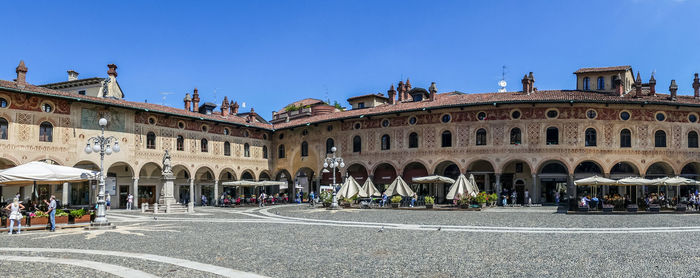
[[138, 186, 155, 206], [119, 185, 129, 209]]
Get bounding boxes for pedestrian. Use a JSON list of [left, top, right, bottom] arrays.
[[259, 192, 266, 207], [511, 191, 517, 206], [502, 189, 508, 207], [381, 192, 388, 207], [296, 190, 301, 204], [309, 191, 316, 207], [220, 193, 225, 207], [106, 194, 111, 210], [127, 193, 134, 210], [5, 198, 24, 234], [201, 194, 207, 206], [555, 191, 560, 205], [43, 195, 57, 232], [524, 189, 530, 206]]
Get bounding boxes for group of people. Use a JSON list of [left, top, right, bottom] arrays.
[[216, 192, 291, 207], [4, 194, 58, 234], [499, 189, 534, 206]]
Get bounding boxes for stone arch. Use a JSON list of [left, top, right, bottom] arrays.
[[433, 160, 461, 180], [573, 160, 605, 179], [137, 162, 162, 178], [172, 164, 191, 179], [218, 168, 237, 181], [538, 160, 569, 175], [258, 170, 272, 181], [609, 161, 640, 179], [295, 167, 317, 193], [644, 161, 675, 178], [500, 159, 534, 193], [0, 155, 19, 168], [680, 162, 700, 180], [137, 162, 162, 205], [32, 156, 64, 166], [398, 158, 431, 173], [534, 157, 572, 175], [74, 160, 100, 171], [499, 159, 534, 175], [466, 159, 495, 173], [402, 161, 429, 182], [373, 163, 397, 186], [466, 159, 496, 192], [346, 163, 368, 183], [275, 169, 293, 196], [240, 169, 256, 181]]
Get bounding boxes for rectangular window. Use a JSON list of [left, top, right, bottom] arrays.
[[357, 102, 365, 109], [78, 90, 86, 95]]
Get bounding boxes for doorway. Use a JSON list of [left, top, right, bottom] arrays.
[[119, 185, 129, 209], [138, 186, 155, 205]]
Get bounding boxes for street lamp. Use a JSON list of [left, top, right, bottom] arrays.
[[84, 117, 121, 229], [323, 146, 344, 209]]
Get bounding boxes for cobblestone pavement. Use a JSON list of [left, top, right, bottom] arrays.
[[2, 205, 700, 277]]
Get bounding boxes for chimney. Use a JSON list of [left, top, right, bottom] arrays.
[[634, 72, 642, 98], [669, 80, 678, 100], [428, 82, 437, 101], [67, 70, 79, 81], [387, 84, 396, 105], [528, 72, 535, 93], [231, 101, 239, 114], [404, 78, 412, 100], [192, 88, 200, 112], [246, 108, 255, 123], [229, 100, 235, 114], [221, 96, 230, 116], [521, 74, 530, 94], [397, 81, 405, 102], [693, 73, 700, 99], [107, 64, 117, 78], [615, 73, 624, 96], [649, 73, 656, 96], [15, 60, 27, 84], [184, 93, 192, 111]]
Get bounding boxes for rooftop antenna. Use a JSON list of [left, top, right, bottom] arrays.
[[159, 92, 174, 106], [498, 65, 508, 93], [323, 84, 329, 103]]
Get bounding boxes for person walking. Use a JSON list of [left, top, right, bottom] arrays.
[[43, 195, 57, 232], [5, 198, 24, 234], [259, 192, 266, 207], [511, 190, 517, 206], [524, 189, 530, 206], [106, 194, 111, 211], [501, 189, 508, 207], [201, 194, 208, 206], [126, 193, 134, 210], [309, 191, 316, 207]]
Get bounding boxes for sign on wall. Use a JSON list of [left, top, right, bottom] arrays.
[[105, 177, 117, 196]]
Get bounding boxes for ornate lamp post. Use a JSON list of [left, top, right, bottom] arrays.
[[84, 117, 120, 228], [323, 146, 344, 209]]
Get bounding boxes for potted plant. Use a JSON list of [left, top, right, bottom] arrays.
[[424, 196, 435, 209], [390, 196, 402, 208], [458, 195, 472, 209], [70, 209, 91, 223], [55, 209, 69, 224], [341, 197, 352, 208], [489, 193, 499, 207], [320, 191, 332, 207], [28, 211, 49, 226]]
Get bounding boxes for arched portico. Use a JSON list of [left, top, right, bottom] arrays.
[[137, 162, 162, 206], [537, 160, 570, 204], [466, 160, 495, 193], [219, 168, 237, 203], [373, 163, 397, 192], [433, 161, 460, 203], [194, 166, 215, 206], [346, 163, 368, 184], [403, 162, 429, 195], [106, 162, 135, 209], [275, 169, 293, 196]]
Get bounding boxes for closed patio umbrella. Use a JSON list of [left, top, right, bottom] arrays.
[[468, 174, 480, 196], [336, 176, 362, 199], [447, 174, 476, 199], [359, 178, 381, 198], [383, 176, 414, 197]]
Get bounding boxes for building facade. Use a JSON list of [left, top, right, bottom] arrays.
[[1, 61, 699, 207]]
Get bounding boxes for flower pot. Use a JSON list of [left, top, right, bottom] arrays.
[[341, 203, 351, 208], [28, 217, 48, 226], [74, 215, 91, 223], [55, 216, 69, 224], [425, 204, 433, 209], [391, 203, 399, 209], [459, 204, 469, 209], [480, 203, 486, 208]]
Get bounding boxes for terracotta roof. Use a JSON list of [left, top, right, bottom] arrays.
[[347, 93, 388, 101], [574, 66, 632, 74], [273, 90, 700, 129], [40, 77, 105, 89], [276, 98, 325, 113], [0, 80, 273, 130]]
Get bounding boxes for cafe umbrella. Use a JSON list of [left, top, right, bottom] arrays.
[[0, 161, 98, 201]]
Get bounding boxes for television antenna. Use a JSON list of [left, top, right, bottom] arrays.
[[159, 92, 174, 106], [498, 65, 507, 93]]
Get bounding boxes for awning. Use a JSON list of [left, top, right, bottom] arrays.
[[0, 161, 98, 185], [574, 175, 618, 186], [411, 175, 455, 184]]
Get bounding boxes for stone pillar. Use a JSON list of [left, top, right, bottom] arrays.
[[531, 174, 537, 204], [132, 178, 139, 208], [495, 174, 501, 203], [214, 179, 219, 206], [568, 174, 576, 210], [188, 179, 195, 212], [62, 182, 69, 207], [485, 174, 490, 192]]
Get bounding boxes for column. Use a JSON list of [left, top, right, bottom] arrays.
[[214, 179, 219, 206], [531, 174, 537, 204], [495, 174, 501, 204], [132, 177, 139, 208], [568, 174, 575, 209], [485, 174, 490, 192], [189, 179, 195, 205], [62, 182, 69, 207]]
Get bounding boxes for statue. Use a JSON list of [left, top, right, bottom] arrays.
[[162, 150, 172, 176]]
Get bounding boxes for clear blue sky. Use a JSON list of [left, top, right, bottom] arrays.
[[1, 0, 699, 119]]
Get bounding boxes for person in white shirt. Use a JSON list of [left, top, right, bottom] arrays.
[[126, 193, 134, 210], [524, 190, 530, 206], [5, 198, 24, 234]]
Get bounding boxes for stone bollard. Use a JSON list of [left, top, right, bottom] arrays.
[[166, 202, 171, 213], [153, 203, 158, 214], [187, 202, 194, 213], [141, 203, 148, 213]]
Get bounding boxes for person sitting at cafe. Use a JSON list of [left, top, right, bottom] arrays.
[[580, 195, 591, 208], [590, 196, 599, 210]]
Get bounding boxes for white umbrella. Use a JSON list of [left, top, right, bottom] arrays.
[[412, 175, 455, 184], [359, 178, 381, 198], [661, 176, 699, 186], [383, 176, 414, 197], [221, 180, 286, 187], [574, 175, 618, 186], [447, 174, 476, 199], [336, 176, 362, 199], [615, 177, 657, 186], [468, 174, 480, 196], [0, 161, 97, 185]]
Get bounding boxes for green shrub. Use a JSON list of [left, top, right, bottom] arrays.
[[55, 209, 69, 217], [69, 209, 87, 218], [424, 196, 435, 205], [390, 196, 402, 204], [458, 194, 472, 205], [320, 191, 333, 204]]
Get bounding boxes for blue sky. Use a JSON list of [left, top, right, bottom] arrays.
[[1, 0, 699, 119]]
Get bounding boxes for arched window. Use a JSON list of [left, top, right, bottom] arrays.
[[352, 136, 361, 153], [262, 146, 268, 158], [278, 144, 285, 158], [176, 135, 184, 151], [655, 130, 666, 147], [597, 76, 605, 90], [441, 131, 452, 147], [408, 132, 418, 148], [510, 128, 521, 145], [301, 141, 309, 157], [224, 141, 231, 156], [546, 127, 558, 145], [326, 138, 334, 154], [201, 138, 208, 152], [620, 129, 631, 148], [39, 121, 53, 142], [0, 118, 7, 140], [585, 128, 597, 146], [146, 132, 156, 149], [688, 131, 698, 148], [244, 143, 250, 157], [582, 77, 590, 90], [476, 128, 487, 146], [381, 134, 390, 150]]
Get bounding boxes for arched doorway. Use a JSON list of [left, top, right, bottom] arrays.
[[680, 162, 700, 197], [138, 162, 162, 206], [501, 160, 533, 205], [373, 163, 397, 192], [194, 167, 215, 206], [106, 162, 134, 209], [610, 161, 640, 200], [538, 161, 569, 204], [346, 164, 368, 184], [173, 165, 191, 204], [434, 161, 460, 204], [645, 162, 675, 198], [294, 167, 316, 195], [403, 162, 429, 196], [467, 160, 495, 193], [219, 168, 237, 204], [259, 171, 277, 196], [72, 161, 100, 206], [275, 169, 292, 197], [573, 161, 603, 200]]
